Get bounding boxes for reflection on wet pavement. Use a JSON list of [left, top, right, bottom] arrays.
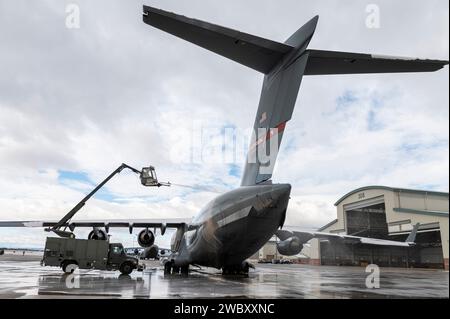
[[0, 260, 448, 299]]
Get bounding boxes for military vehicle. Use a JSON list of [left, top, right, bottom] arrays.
[[42, 237, 144, 275]]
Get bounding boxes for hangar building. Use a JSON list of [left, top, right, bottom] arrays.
[[256, 186, 448, 270], [311, 186, 449, 270]]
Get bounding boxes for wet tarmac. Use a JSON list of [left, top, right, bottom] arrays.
[[0, 255, 448, 299]]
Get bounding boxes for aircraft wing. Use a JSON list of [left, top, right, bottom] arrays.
[[305, 49, 449, 75], [276, 223, 420, 248], [302, 231, 412, 247], [0, 218, 191, 233]]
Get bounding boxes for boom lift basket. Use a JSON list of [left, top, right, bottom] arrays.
[[140, 166, 159, 187]]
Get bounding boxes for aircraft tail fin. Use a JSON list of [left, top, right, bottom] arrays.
[[240, 17, 319, 185], [143, 5, 318, 186], [406, 223, 420, 243]]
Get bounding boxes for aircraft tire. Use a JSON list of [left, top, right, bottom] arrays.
[[242, 262, 250, 274], [222, 263, 250, 276], [164, 261, 173, 274], [181, 265, 189, 276]]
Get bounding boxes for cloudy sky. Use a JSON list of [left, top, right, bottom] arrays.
[[0, 0, 448, 248]]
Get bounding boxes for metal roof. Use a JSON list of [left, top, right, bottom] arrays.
[[334, 186, 449, 206], [318, 219, 338, 232]]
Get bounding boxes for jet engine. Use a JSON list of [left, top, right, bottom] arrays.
[[141, 245, 159, 260], [138, 229, 155, 247], [277, 236, 303, 256], [88, 228, 107, 240]]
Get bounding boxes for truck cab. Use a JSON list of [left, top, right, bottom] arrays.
[[107, 243, 141, 274]]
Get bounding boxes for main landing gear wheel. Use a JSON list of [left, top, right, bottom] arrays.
[[164, 261, 173, 274], [164, 261, 189, 276], [222, 262, 253, 276], [181, 265, 189, 276]]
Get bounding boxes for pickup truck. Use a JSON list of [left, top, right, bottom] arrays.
[[42, 237, 145, 275]]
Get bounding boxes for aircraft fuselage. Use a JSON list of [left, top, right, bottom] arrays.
[[171, 184, 291, 269]]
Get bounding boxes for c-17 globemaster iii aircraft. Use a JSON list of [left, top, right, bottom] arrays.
[[0, 6, 447, 275]]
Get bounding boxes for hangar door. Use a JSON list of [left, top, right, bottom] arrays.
[[344, 196, 389, 239], [321, 196, 392, 267]]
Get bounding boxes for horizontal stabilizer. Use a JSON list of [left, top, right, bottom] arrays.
[[305, 50, 449, 75], [143, 6, 293, 74]]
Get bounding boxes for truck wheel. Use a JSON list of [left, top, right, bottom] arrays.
[[62, 261, 78, 274], [120, 262, 133, 275]]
